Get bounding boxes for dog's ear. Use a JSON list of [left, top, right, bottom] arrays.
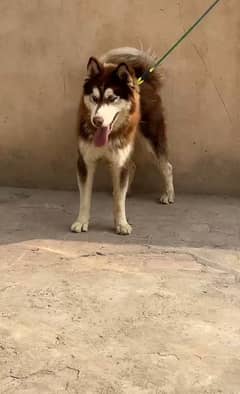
[[116, 63, 134, 85], [87, 57, 103, 77]]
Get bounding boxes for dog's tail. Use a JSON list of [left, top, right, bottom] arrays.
[[100, 47, 162, 89]]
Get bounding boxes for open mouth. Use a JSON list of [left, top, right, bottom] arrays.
[[93, 112, 119, 147]]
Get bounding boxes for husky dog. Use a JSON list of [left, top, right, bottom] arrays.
[[71, 47, 174, 235]]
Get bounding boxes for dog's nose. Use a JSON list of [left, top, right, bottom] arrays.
[[93, 116, 104, 127]]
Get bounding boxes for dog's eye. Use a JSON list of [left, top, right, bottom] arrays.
[[91, 95, 99, 103], [108, 95, 118, 103]]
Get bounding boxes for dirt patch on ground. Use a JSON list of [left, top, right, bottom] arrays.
[[0, 188, 240, 393]]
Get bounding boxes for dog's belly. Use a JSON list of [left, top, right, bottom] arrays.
[[133, 131, 154, 165]]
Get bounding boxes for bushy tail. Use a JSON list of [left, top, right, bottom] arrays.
[[100, 47, 162, 87]]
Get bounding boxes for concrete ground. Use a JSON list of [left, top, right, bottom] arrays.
[[0, 187, 240, 394]]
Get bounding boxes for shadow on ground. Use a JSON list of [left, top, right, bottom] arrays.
[[0, 187, 239, 250]]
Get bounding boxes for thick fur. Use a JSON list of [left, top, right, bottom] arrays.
[[71, 47, 175, 235]]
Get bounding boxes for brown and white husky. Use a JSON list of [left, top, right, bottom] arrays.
[[71, 47, 175, 235]]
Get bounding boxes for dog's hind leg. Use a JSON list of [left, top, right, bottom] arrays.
[[146, 141, 175, 204], [127, 160, 136, 196], [157, 155, 175, 204], [71, 153, 96, 233], [140, 100, 175, 204], [139, 131, 175, 204]]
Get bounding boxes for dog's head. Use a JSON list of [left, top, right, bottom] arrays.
[[82, 57, 138, 147]]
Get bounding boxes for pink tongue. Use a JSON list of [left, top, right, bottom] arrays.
[[93, 127, 110, 147]]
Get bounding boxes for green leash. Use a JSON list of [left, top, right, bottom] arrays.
[[137, 0, 222, 85]]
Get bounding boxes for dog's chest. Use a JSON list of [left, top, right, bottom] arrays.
[[79, 139, 133, 167]]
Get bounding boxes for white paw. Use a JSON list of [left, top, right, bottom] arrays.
[[116, 222, 132, 235], [71, 221, 89, 233], [159, 190, 175, 205]]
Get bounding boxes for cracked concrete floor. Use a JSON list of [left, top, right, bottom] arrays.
[[0, 187, 240, 394]]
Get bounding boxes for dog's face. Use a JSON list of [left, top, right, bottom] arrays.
[[83, 57, 137, 147]]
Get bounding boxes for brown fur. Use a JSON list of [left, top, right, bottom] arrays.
[[71, 48, 174, 236], [78, 59, 167, 158], [99, 50, 168, 157], [140, 87, 167, 156], [78, 80, 140, 150]]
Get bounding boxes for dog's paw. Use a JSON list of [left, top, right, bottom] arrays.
[[116, 222, 132, 235], [159, 190, 175, 205], [71, 221, 89, 233]]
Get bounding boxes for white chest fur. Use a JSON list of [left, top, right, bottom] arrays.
[[79, 139, 133, 168]]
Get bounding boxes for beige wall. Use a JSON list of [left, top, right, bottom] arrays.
[[0, 0, 239, 195]]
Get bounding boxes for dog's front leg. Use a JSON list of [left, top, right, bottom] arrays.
[[71, 153, 96, 233], [111, 162, 132, 235]]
